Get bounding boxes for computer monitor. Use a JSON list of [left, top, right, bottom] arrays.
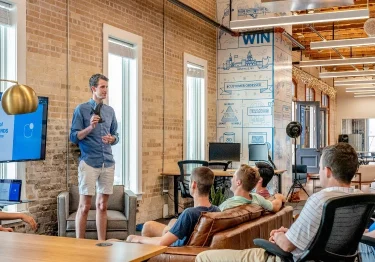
[[248, 143, 269, 162], [209, 143, 241, 161], [0, 179, 22, 202]]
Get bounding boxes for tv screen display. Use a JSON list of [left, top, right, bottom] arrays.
[[209, 143, 241, 161], [0, 93, 48, 163]]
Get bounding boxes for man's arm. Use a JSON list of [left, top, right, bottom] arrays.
[[0, 212, 37, 230], [271, 193, 286, 212], [109, 111, 119, 145], [273, 232, 297, 252]]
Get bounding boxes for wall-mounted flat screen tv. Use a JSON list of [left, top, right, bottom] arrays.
[[0, 93, 48, 163]]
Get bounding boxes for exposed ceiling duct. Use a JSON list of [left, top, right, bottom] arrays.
[[260, 0, 355, 12]]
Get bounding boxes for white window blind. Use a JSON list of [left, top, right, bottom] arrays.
[[108, 38, 135, 59], [187, 63, 204, 79], [0, 1, 11, 26]]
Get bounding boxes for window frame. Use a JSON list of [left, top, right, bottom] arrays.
[[103, 24, 143, 197], [0, 0, 26, 213], [305, 86, 315, 101], [183, 53, 207, 160]]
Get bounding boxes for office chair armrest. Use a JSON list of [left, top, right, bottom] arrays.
[[361, 235, 375, 246], [253, 239, 294, 261], [57, 191, 69, 236], [125, 189, 137, 235]]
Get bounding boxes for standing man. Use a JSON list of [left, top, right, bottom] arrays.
[[70, 74, 119, 240]]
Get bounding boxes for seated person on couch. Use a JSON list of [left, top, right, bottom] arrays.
[[254, 162, 274, 199], [196, 143, 363, 262], [0, 211, 37, 232], [126, 166, 220, 246], [219, 164, 285, 212]]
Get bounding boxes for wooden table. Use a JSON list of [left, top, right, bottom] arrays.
[[162, 169, 286, 216], [308, 174, 322, 193], [0, 232, 167, 262]]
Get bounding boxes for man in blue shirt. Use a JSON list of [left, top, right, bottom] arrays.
[[126, 167, 220, 246], [70, 74, 119, 241]]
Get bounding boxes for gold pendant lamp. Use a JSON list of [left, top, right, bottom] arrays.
[[1, 79, 38, 115]]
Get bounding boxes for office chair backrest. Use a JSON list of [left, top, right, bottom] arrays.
[[292, 165, 307, 174], [208, 161, 229, 171], [298, 194, 375, 262], [177, 160, 209, 198]]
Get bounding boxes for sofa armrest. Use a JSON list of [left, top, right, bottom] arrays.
[[57, 191, 69, 236], [125, 189, 137, 235]]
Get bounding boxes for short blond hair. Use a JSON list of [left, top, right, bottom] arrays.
[[236, 164, 260, 192]]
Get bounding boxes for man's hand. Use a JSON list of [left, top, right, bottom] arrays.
[[126, 235, 141, 243], [21, 214, 37, 231], [269, 226, 288, 242], [102, 134, 115, 144], [90, 115, 100, 129], [274, 193, 286, 203], [0, 225, 13, 232]]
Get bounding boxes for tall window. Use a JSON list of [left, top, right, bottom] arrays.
[[306, 87, 315, 101], [184, 53, 207, 160], [103, 24, 143, 195], [321, 93, 329, 108], [108, 38, 133, 186], [0, 0, 26, 212]]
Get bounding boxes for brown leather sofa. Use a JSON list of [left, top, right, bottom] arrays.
[[149, 204, 294, 262]]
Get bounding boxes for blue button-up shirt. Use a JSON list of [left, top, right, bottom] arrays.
[[70, 99, 119, 168]]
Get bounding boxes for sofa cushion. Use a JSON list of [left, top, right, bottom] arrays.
[[66, 210, 128, 231], [187, 204, 264, 247]]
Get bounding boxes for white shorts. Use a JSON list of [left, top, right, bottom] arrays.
[[78, 160, 115, 196]]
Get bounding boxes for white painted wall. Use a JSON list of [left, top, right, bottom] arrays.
[[336, 88, 375, 139]]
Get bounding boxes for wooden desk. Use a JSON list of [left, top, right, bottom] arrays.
[[0, 232, 167, 262], [308, 174, 322, 193], [162, 169, 286, 216]]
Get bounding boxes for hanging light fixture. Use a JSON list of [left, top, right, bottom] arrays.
[[299, 57, 375, 68], [319, 70, 375, 78], [335, 79, 375, 86], [0, 79, 38, 115], [311, 37, 375, 50], [230, 9, 369, 30]]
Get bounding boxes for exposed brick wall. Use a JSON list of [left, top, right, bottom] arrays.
[[15, 0, 216, 234]]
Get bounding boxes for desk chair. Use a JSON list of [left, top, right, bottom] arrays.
[[208, 161, 230, 194], [177, 160, 209, 198], [254, 194, 375, 262]]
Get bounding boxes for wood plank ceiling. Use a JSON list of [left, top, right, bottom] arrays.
[[292, 0, 375, 71]]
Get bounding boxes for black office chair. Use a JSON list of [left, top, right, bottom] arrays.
[[286, 164, 309, 201], [208, 161, 229, 171], [254, 194, 375, 262], [208, 161, 230, 192], [177, 160, 209, 198]]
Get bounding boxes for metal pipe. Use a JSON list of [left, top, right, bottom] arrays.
[[66, 0, 70, 189], [167, 0, 236, 36], [162, 0, 166, 173]]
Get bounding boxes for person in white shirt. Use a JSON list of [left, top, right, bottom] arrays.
[[196, 142, 362, 262]]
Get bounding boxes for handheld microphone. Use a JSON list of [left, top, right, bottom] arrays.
[[92, 103, 105, 123]]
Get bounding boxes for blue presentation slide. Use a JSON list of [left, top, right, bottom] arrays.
[[0, 104, 43, 161]]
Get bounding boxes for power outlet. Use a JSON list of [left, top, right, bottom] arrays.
[[163, 189, 169, 193]]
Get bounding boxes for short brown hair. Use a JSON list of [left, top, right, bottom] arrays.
[[236, 164, 260, 192], [321, 142, 359, 184], [190, 167, 215, 196]]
